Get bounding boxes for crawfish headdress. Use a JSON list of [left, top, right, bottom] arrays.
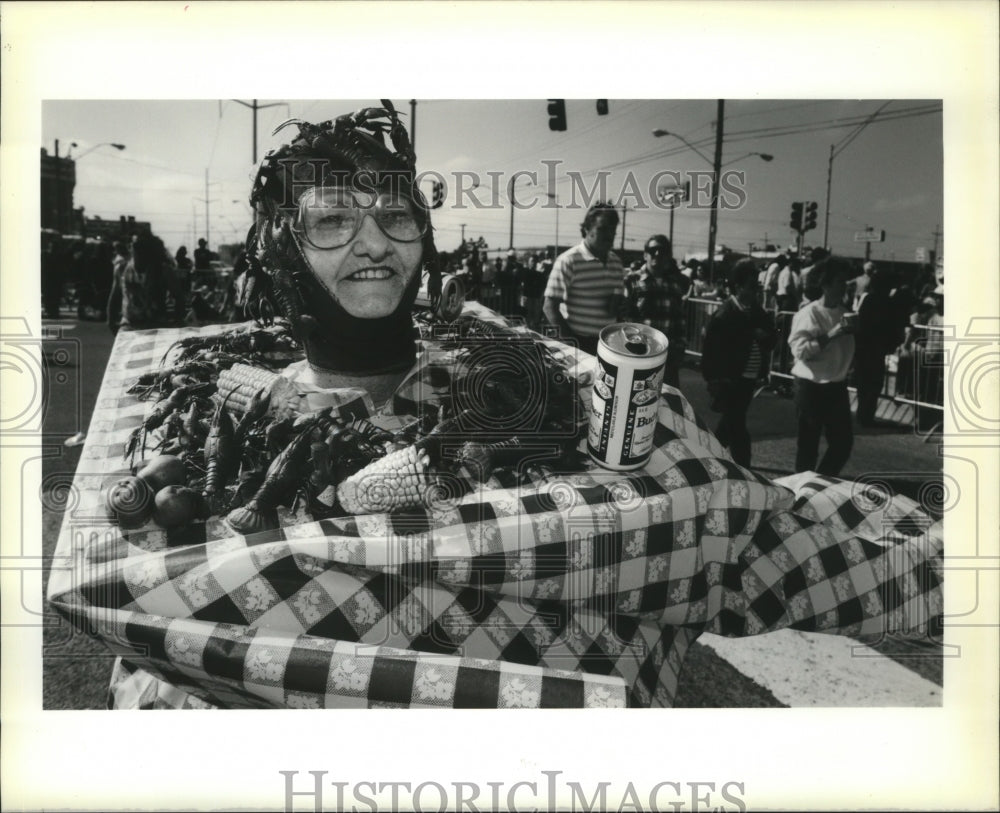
[[242, 100, 439, 375]]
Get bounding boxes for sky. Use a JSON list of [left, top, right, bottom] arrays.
[[42, 98, 943, 264]]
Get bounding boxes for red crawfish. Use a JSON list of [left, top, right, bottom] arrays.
[[203, 393, 239, 503], [127, 360, 217, 400], [160, 325, 296, 366], [225, 408, 335, 534], [124, 382, 216, 464], [308, 418, 393, 497], [181, 397, 213, 448], [270, 267, 318, 342], [234, 387, 271, 445]]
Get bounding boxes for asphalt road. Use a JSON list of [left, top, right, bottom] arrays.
[[39, 311, 943, 709]]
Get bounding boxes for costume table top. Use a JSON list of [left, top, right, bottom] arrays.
[[48, 309, 943, 709]]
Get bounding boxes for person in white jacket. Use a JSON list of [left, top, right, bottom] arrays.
[[787, 256, 857, 475]]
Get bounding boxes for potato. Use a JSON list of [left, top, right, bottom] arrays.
[[153, 485, 205, 529]]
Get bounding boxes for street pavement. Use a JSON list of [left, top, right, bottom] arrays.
[[39, 312, 943, 709]]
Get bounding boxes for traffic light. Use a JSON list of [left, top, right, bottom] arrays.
[[596, 99, 608, 115], [804, 201, 818, 231], [790, 201, 803, 232], [547, 99, 567, 131]]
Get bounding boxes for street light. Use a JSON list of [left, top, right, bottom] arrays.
[[67, 142, 126, 160], [651, 129, 713, 165], [722, 151, 773, 168]]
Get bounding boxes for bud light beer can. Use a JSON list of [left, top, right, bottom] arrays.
[[588, 323, 668, 470]]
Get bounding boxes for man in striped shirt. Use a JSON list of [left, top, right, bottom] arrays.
[[543, 202, 625, 355]]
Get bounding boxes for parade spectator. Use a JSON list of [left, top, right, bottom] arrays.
[[798, 247, 829, 307], [497, 250, 522, 317], [89, 239, 114, 323], [519, 253, 548, 331], [106, 240, 129, 333], [166, 246, 192, 324], [690, 264, 716, 298], [108, 235, 157, 334], [788, 256, 857, 475], [193, 237, 213, 270], [854, 271, 899, 427], [623, 234, 690, 389], [777, 255, 802, 311], [70, 242, 89, 320], [701, 258, 778, 467], [543, 202, 625, 355], [41, 236, 65, 319], [850, 260, 876, 310], [763, 253, 785, 309], [898, 293, 945, 429], [889, 273, 918, 343]]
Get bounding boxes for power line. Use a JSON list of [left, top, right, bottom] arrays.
[[544, 104, 942, 187]]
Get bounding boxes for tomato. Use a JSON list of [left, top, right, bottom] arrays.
[[136, 455, 187, 492], [105, 476, 155, 528], [153, 485, 206, 529]]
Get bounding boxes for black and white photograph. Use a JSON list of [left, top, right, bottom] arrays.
[[3, 3, 997, 812]]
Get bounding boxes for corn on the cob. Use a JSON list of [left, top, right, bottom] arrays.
[[336, 443, 434, 514], [216, 364, 296, 416]]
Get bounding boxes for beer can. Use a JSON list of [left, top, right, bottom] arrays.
[[588, 323, 668, 470]]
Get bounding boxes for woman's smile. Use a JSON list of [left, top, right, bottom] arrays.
[[345, 266, 396, 281]]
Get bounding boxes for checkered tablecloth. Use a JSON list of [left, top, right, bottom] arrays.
[[47, 310, 943, 709]]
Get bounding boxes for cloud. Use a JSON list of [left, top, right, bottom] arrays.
[[873, 194, 929, 212]]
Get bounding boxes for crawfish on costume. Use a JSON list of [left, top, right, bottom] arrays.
[[160, 324, 298, 367], [124, 382, 217, 464]]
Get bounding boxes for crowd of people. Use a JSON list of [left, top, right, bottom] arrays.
[[41, 230, 241, 333], [448, 203, 945, 476]]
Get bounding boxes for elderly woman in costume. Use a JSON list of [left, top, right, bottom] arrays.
[[49, 104, 943, 711], [240, 105, 440, 408]]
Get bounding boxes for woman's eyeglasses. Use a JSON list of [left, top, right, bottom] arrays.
[[645, 245, 669, 256], [293, 188, 428, 250]]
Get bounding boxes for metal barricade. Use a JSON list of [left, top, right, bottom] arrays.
[[892, 323, 945, 434]]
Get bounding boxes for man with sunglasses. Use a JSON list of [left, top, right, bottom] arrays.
[[623, 234, 690, 389]]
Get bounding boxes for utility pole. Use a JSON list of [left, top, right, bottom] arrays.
[[823, 144, 834, 249], [195, 169, 219, 248], [54, 139, 62, 232], [864, 225, 872, 262], [620, 203, 627, 253], [233, 99, 287, 164], [460, 223, 466, 243], [205, 169, 211, 245], [707, 99, 725, 282], [409, 100, 417, 153], [824, 102, 890, 253], [931, 224, 942, 263]]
